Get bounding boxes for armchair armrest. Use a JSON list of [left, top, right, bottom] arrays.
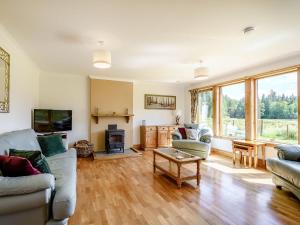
[[172, 131, 182, 140], [0, 173, 55, 197], [275, 144, 300, 161]]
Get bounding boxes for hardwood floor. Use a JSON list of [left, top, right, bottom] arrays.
[[69, 151, 300, 225]]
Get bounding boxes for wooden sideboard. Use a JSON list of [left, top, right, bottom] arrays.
[[140, 125, 178, 150]]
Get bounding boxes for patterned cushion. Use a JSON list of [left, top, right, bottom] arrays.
[[185, 129, 198, 140], [0, 155, 41, 177], [199, 135, 212, 143], [199, 128, 211, 137], [9, 149, 52, 174]]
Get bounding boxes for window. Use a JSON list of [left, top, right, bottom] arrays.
[[198, 90, 213, 128], [256, 72, 298, 143], [220, 82, 245, 137]]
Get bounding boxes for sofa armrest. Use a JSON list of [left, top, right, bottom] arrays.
[[275, 144, 300, 161], [0, 173, 55, 197], [172, 131, 182, 140]]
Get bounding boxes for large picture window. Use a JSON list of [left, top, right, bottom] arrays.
[[256, 72, 298, 143], [220, 82, 245, 137], [198, 90, 213, 128]]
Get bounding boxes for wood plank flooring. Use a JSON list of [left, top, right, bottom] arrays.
[[69, 151, 300, 225]]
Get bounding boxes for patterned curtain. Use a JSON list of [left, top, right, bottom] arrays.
[[190, 89, 199, 123]]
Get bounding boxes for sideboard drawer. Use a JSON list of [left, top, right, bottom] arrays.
[[157, 126, 168, 131], [168, 126, 177, 132], [146, 126, 157, 132]]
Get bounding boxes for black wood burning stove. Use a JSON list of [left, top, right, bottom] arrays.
[[105, 124, 125, 153]]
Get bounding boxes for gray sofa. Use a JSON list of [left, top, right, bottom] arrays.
[[172, 124, 212, 159], [266, 144, 300, 200], [0, 129, 77, 225]]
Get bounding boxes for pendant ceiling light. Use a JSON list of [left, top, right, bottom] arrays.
[[93, 41, 111, 69], [194, 67, 209, 79]]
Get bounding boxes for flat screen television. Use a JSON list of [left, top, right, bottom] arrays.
[[33, 109, 72, 133]]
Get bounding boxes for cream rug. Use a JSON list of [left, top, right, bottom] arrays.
[[94, 148, 142, 160]]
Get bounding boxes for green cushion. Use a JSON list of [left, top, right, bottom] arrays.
[[199, 134, 211, 143], [9, 149, 52, 174], [37, 135, 66, 157]]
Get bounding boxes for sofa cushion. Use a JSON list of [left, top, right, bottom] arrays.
[[37, 135, 66, 157], [0, 129, 41, 156], [9, 149, 51, 174], [172, 140, 210, 152], [267, 158, 300, 189], [185, 129, 198, 140], [184, 123, 199, 129], [199, 134, 212, 143], [275, 144, 300, 161], [178, 127, 187, 139], [47, 149, 77, 220], [0, 155, 41, 177]]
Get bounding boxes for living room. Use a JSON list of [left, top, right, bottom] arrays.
[[0, 1, 300, 225]]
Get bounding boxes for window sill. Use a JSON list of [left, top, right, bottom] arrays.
[[212, 136, 296, 147], [213, 136, 244, 141]]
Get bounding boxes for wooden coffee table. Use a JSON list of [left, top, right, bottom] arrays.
[[153, 148, 201, 188]]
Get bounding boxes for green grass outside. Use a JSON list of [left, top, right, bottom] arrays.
[[200, 118, 298, 144]]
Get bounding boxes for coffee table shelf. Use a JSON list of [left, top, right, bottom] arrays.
[[153, 148, 201, 188]]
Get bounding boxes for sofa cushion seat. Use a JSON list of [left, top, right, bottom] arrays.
[[172, 140, 210, 151], [267, 158, 300, 189], [47, 149, 77, 220]]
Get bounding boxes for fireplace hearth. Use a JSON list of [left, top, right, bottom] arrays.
[[105, 124, 125, 153]]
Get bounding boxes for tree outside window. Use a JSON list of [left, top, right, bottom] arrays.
[[256, 72, 298, 143], [221, 83, 245, 138]]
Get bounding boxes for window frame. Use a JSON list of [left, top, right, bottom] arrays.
[[218, 81, 246, 139], [197, 88, 213, 128], [190, 65, 300, 144], [254, 70, 299, 144]]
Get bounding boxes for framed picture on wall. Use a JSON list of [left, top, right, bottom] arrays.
[[144, 94, 176, 110]]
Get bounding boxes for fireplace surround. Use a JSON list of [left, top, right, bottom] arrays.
[[105, 124, 125, 153]]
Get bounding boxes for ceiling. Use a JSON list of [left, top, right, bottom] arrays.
[[1, 0, 300, 83]]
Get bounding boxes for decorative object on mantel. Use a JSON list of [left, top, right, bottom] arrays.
[[144, 94, 176, 110], [74, 140, 94, 160], [173, 110, 182, 125], [0, 47, 10, 113], [91, 107, 134, 124]]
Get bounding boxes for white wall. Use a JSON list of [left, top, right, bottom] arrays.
[[38, 72, 89, 144], [185, 55, 300, 156], [38, 76, 186, 146], [0, 25, 40, 134], [133, 81, 186, 145]]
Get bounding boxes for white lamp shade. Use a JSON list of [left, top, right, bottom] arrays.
[[194, 67, 209, 79], [93, 50, 111, 69]]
